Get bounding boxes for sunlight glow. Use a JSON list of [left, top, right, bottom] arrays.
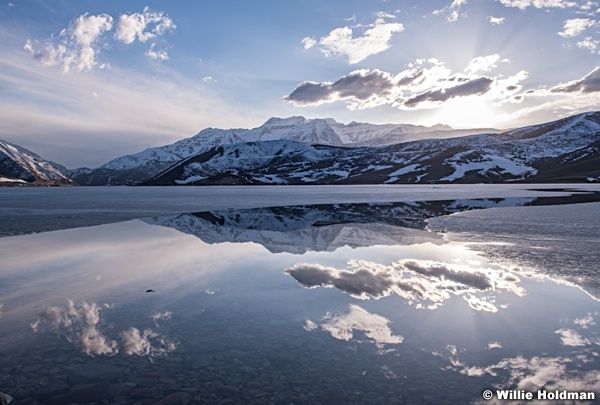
[[430, 96, 502, 129]]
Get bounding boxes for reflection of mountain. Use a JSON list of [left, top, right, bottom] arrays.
[[144, 212, 444, 254], [142, 193, 599, 254]]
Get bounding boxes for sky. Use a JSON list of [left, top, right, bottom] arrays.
[[1, 0, 600, 168]]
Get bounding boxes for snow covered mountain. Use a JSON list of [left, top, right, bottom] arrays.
[[146, 111, 600, 185], [0, 140, 76, 186], [68, 116, 498, 185]]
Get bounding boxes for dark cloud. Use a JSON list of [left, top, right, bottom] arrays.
[[551, 66, 600, 94], [284, 69, 394, 106], [401, 261, 493, 291], [403, 77, 494, 108]]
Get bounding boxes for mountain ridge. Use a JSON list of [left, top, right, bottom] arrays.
[[2, 112, 599, 186], [144, 111, 600, 186], [67, 116, 501, 185], [0, 140, 76, 186]]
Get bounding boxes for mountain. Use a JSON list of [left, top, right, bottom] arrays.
[[0, 140, 76, 186], [67, 117, 498, 185], [145, 111, 600, 185]]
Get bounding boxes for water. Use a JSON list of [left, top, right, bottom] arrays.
[[0, 185, 599, 404]]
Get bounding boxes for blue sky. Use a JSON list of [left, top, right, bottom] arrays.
[[1, 0, 599, 168]]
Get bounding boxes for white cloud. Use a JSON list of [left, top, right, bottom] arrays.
[[24, 13, 113, 73], [498, 0, 579, 10], [465, 54, 501, 74], [24, 8, 175, 73], [487, 341, 503, 349], [301, 36, 316, 49], [115, 7, 175, 45], [286, 57, 528, 111], [315, 18, 404, 64], [434, 0, 469, 22], [145, 43, 169, 60], [202, 75, 214, 82], [577, 36, 600, 51], [558, 18, 597, 38], [488, 16, 506, 25], [3, 34, 251, 168]]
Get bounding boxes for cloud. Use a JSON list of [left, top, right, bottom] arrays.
[[558, 18, 597, 38], [301, 36, 316, 49], [498, 0, 579, 10], [577, 37, 600, 51], [550, 66, 600, 93], [286, 57, 526, 111], [202, 75, 214, 82], [145, 43, 169, 61], [465, 54, 502, 74], [285, 69, 397, 108], [308, 17, 404, 64], [24, 8, 175, 72], [320, 304, 403, 346], [115, 7, 175, 45], [403, 77, 494, 108], [286, 258, 526, 312], [488, 16, 506, 25], [434, 0, 469, 22], [487, 341, 503, 349], [2, 30, 249, 168], [24, 13, 113, 73]]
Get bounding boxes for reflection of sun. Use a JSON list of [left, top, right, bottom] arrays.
[[431, 96, 500, 129]]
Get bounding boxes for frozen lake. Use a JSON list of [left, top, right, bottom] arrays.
[[0, 184, 599, 404]]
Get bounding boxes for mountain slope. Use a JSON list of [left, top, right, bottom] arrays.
[[0, 140, 76, 186], [68, 116, 499, 185], [145, 112, 600, 185]]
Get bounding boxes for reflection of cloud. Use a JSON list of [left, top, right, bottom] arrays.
[[32, 299, 176, 357], [304, 319, 318, 331], [121, 327, 177, 356], [555, 328, 594, 347], [31, 299, 118, 356], [320, 304, 403, 347], [487, 341, 503, 350], [441, 348, 600, 404], [574, 313, 596, 329], [150, 311, 172, 327], [286, 258, 525, 312]]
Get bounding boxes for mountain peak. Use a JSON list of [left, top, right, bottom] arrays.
[[262, 116, 307, 127]]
